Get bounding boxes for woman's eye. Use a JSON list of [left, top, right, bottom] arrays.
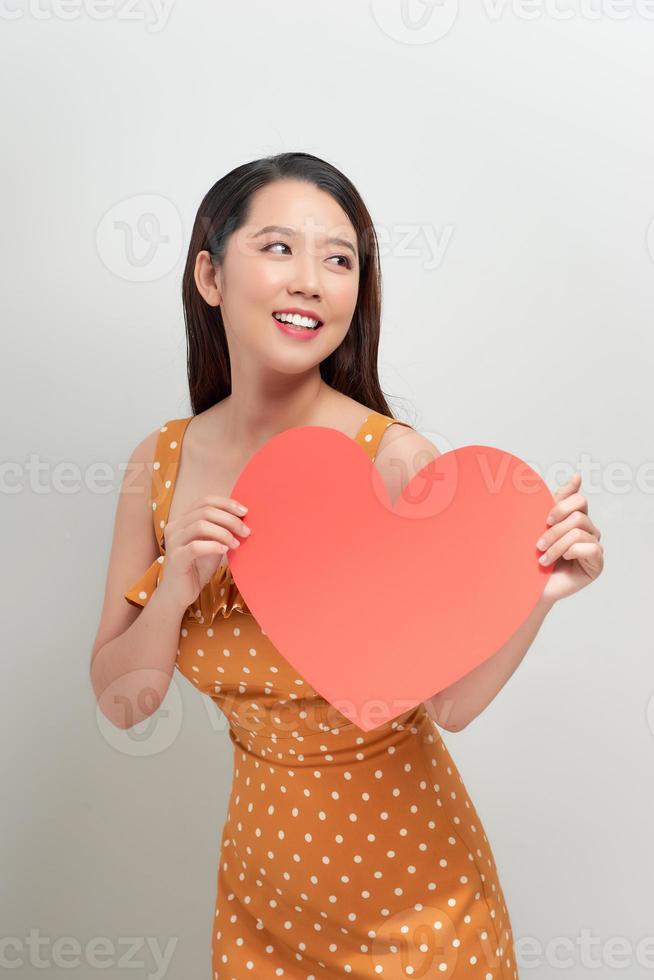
[[262, 242, 352, 269], [264, 241, 291, 255]]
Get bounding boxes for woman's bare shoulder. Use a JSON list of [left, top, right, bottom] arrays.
[[375, 422, 442, 504]]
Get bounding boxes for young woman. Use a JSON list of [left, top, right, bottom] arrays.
[[90, 152, 604, 978]]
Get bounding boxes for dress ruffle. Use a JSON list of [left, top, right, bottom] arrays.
[[124, 554, 249, 624]]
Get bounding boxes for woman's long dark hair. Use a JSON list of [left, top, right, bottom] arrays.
[[181, 152, 410, 421]]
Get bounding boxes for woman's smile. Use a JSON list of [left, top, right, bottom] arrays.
[[272, 311, 325, 339]]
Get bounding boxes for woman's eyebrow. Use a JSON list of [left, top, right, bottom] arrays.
[[249, 224, 357, 257]]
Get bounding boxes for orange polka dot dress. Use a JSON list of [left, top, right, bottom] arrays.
[[125, 412, 520, 979]]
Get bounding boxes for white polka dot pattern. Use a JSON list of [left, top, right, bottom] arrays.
[[124, 411, 519, 978]]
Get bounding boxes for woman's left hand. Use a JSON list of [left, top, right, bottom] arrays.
[[536, 472, 604, 605]]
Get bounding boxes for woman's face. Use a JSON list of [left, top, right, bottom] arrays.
[[197, 179, 360, 372]]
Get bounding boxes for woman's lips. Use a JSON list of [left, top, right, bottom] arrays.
[[272, 315, 324, 340]]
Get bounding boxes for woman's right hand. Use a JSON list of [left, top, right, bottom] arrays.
[[156, 495, 251, 614]]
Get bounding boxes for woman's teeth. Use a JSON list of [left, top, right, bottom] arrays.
[[273, 312, 321, 330]]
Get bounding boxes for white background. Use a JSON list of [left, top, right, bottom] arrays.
[[2, 1, 653, 977]]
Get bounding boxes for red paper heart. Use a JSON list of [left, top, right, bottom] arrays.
[[228, 426, 554, 732]]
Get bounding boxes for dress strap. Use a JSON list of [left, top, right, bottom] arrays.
[[150, 417, 193, 552], [353, 411, 413, 462], [124, 413, 246, 622]]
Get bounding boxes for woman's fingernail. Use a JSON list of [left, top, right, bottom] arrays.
[[539, 553, 549, 564], [536, 537, 546, 549]]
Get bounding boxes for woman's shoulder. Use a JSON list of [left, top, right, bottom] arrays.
[[370, 410, 441, 478], [126, 417, 193, 480], [128, 425, 161, 469]]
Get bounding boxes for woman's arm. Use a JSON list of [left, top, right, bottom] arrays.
[[91, 587, 187, 730], [424, 593, 555, 731], [90, 431, 187, 730], [424, 469, 604, 732], [370, 427, 603, 734]]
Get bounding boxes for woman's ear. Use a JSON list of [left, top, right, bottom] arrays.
[[194, 250, 222, 307]]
